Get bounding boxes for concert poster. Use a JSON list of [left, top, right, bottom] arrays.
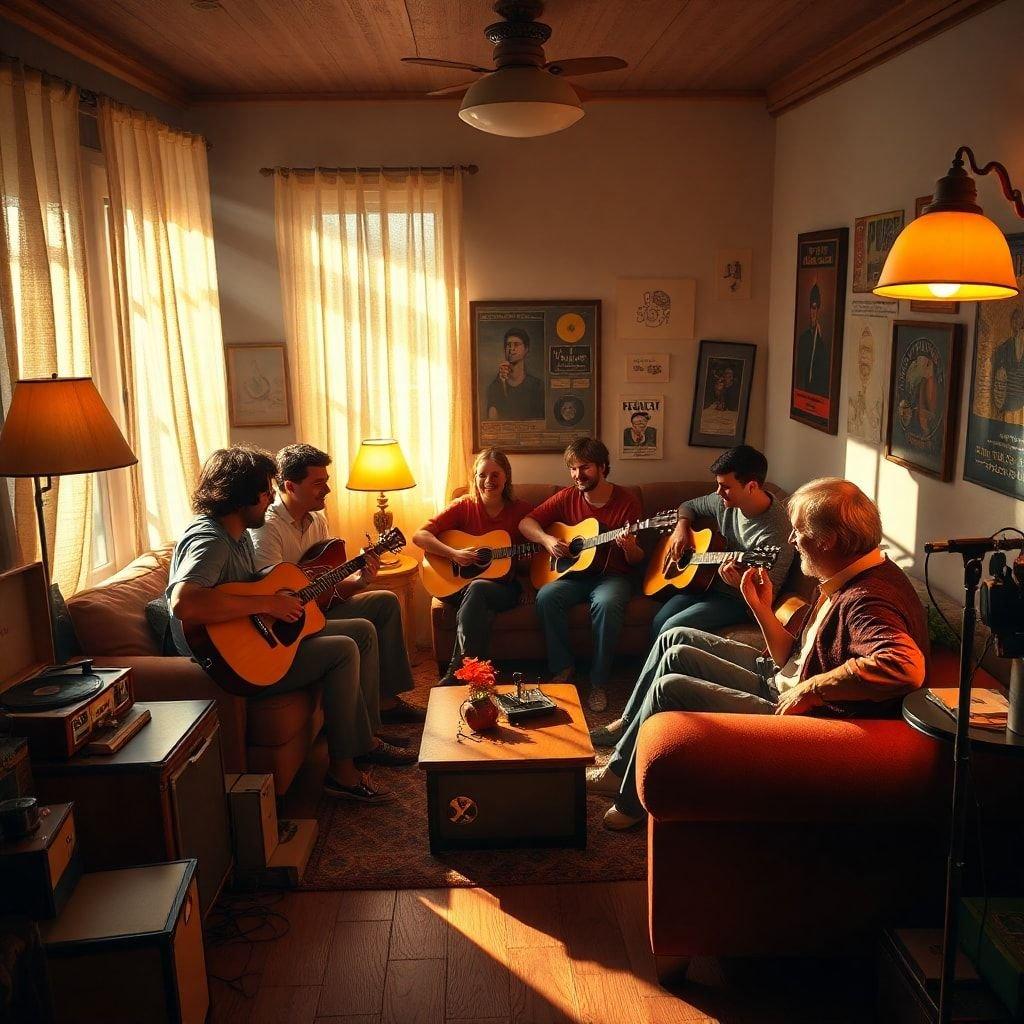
[[790, 227, 848, 435], [618, 395, 663, 460], [963, 232, 1024, 500], [470, 299, 600, 453]]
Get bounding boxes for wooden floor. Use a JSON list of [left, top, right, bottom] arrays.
[[206, 881, 871, 1024]]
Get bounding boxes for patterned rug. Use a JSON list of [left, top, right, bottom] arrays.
[[299, 655, 648, 891]]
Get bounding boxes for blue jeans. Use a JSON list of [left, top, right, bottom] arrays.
[[442, 578, 520, 674], [608, 627, 776, 815], [651, 589, 749, 639], [535, 574, 633, 688]]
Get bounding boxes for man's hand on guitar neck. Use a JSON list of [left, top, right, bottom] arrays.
[[358, 549, 381, 584], [614, 527, 644, 565], [718, 555, 742, 588]]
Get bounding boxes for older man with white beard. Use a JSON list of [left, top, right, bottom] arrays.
[[588, 477, 929, 830]]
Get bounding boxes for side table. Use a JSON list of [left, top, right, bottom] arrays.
[[373, 553, 419, 650], [902, 688, 1024, 755]]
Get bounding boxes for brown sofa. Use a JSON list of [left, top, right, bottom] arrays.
[[67, 548, 323, 795], [430, 480, 812, 670]]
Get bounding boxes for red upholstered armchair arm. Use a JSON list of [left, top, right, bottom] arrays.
[[90, 655, 248, 771], [635, 711, 950, 824]]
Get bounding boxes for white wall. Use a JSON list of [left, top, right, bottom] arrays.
[[765, 0, 1024, 597], [191, 97, 775, 483]]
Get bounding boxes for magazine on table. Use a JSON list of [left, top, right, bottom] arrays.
[[925, 687, 1009, 731]]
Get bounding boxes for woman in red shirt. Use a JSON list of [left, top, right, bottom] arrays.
[[413, 448, 534, 683]]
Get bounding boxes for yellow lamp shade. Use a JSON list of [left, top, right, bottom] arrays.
[[0, 376, 137, 477], [873, 210, 1019, 302], [346, 438, 415, 492]]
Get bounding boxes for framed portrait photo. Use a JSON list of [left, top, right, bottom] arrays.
[[471, 299, 600, 453], [790, 227, 849, 435], [885, 321, 964, 481], [225, 342, 291, 427], [688, 339, 756, 448]]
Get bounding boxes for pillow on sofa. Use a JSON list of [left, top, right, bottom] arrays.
[[145, 597, 180, 656]]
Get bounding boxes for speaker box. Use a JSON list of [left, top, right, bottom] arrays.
[[0, 801, 82, 918]]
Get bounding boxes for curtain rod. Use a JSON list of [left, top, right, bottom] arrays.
[[260, 164, 478, 177]]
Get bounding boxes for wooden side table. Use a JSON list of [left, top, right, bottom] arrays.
[[373, 553, 419, 650]]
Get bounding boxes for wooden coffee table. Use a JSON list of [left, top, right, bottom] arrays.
[[418, 684, 596, 853]]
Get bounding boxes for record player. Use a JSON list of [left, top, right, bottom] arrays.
[[0, 563, 139, 758]]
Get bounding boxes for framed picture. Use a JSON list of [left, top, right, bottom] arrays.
[[852, 209, 904, 293], [616, 278, 695, 341], [619, 396, 663, 460], [909, 196, 960, 315], [715, 248, 752, 300], [471, 299, 600, 453], [885, 320, 964, 481], [963, 231, 1024, 499], [224, 343, 291, 427], [790, 227, 848, 434], [844, 312, 891, 444], [688, 340, 756, 448], [625, 352, 669, 383]]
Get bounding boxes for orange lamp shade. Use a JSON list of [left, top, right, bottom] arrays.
[[345, 438, 416, 492], [873, 210, 1019, 302], [0, 376, 137, 477]]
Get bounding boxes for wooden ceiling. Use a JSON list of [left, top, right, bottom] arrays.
[[0, 0, 1002, 112]]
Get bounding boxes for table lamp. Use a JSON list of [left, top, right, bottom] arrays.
[[0, 374, 137, 582], [345, 438, 415, 566]]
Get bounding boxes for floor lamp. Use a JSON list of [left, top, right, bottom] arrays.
[[875, 148, 1023, 1024], [0, 374, 137, 586], [346, 438, 415, 567]]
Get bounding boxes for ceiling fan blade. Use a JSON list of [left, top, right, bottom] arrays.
[[401, 57, 493, 74], [427, 81, 479, 97], [544, 56, 628, 77]]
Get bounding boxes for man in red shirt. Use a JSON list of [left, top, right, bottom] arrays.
[[520, 438, 644, 712]]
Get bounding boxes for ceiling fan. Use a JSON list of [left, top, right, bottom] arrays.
[[401, 0, 628, 138]]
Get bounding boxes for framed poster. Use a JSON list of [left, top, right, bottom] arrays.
[[616, 278, 695, 341], [224, 343, 291, 427], [910, 196, 960, 315], [790, 227, 848, 434], [845, 312, 890, 444], [852, 209, 904, 293], [689, 339, 756, 449], [471, 299, 599, 453], [625, 352, 669, 382], [885, 321, 963, 481], [963, 231, 1024, 500], [619, 396, 663, 460]]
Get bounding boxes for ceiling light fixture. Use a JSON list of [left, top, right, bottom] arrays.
[[459, 66, 582, 138], [873, 147, 1022, 302]]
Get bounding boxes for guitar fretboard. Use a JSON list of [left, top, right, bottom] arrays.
[[299, 535, 400, 600], [488, 541, 541, 559]]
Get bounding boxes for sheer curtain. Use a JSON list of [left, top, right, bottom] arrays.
[[0, 60, 93, 593], [99, 99, 228, 550], [274, 168, 471, 544]]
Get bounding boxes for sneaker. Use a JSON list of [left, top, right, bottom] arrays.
[[355, 740, 417, 768], [589, 720, 624, 747], [324, 774, 394, 804], [603, 804, 645, 831], [380, 697, 427, 723], [586, 765, 623, 797], [587, 686, 608, 713]]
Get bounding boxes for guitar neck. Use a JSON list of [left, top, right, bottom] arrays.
[[490, 541, 541, 559], [298, 551, 372, 601], [689, 551, 756, 566], [582, 518, 656, 551]]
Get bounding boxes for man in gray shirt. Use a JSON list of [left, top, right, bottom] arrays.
[[167, 445, 413, 805], [590, 445, 792, 745]]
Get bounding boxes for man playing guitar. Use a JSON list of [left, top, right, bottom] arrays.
[[519, 438, 643, 713], [167, 445, 411, 806], [250, 444, 422, 725]]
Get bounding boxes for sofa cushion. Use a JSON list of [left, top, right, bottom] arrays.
[[68, 547, 173, 657]]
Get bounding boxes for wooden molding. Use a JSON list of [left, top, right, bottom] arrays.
[[766, 0, 1005, 116], [0, 0, 187, 107]]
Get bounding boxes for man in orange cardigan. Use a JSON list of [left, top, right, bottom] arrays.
[[588, 477, 928, 830]]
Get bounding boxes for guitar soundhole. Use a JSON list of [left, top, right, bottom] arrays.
[[663, 551, 693, 580], [272, 613, 306, 647], [553, 553, 579, 574], [457, 549, 493, 580]]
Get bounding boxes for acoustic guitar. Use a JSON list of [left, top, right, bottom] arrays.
[[529, 511, 677, 589], [642, 528, 781, 597], [420, 529, 540, 599], [181, 528, 405, 696]]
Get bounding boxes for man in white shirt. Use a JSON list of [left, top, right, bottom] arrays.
[[250, 444, 422, 726]]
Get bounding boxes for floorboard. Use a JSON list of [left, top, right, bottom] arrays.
[[382, 958, 446, 1024], [391, 889, 450, 960], [318, 919, 391, 1017]]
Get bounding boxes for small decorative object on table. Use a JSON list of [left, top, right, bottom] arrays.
[[455, 658, 499, 733]]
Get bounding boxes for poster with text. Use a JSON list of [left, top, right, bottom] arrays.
[[852, 209, 904, 293], [844, 313, 890, 444], [619, 395, 663, 460]]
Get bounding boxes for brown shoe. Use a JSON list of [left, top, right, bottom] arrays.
[[324, 774, 394, 803], [356, 740, 417, 768], [380, 697, 427, 723]]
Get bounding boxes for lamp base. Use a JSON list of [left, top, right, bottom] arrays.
[[371, 495, 401, 566]]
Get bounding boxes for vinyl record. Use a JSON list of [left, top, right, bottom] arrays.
[[556, 313, 586, 343], [553, 395, 584, 426], [0, 672, 103, 711]]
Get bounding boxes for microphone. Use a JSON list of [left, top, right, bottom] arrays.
[[924, 536, 1024, 554]]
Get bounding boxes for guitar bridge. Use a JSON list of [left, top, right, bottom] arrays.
[[250, 615, 279, 648]]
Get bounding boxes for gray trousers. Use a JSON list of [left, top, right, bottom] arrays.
[[442, 578, 520, 674], [608, 627, 777, 815], [253, 630, 378, 761], [327, 590, 415, 699]]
